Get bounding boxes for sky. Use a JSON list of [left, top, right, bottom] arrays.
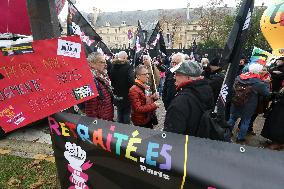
[[60, 0, 275, 20], [75, 0, 274, 12]]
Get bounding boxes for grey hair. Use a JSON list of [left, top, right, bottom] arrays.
[[143, 55, 151, 62], [118, 51, 128, 60], [87, 52, 104, 65], [135, 65, 147, 77], [172, 53, 185, 62]]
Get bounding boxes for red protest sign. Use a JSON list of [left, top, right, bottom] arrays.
[[0, 36, 97, 133]]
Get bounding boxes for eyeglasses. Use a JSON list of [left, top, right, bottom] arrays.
[[98, 61, 106, 64], [140, 73, 149, 75]]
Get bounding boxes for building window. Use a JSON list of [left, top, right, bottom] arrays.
[[115, 36, 118, 41], [107, 29, 110, 33], [115, 44, 118, 48], [192, 34, 198, 40], [179, 43, 182, 49], [122, 21, 126, 25], [123, 44, 126, 49], [115, 29, 118, 33]]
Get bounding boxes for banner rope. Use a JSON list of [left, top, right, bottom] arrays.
[[180, 135, 189, 189]]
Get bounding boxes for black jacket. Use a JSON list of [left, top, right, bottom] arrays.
[[162, 69, 176, 110], [204, 68, 225, 104], [164, 79, 214, 135], [261, 91, 284, 143], [270, 64, 284, 92], [110, 61, 134, 107]]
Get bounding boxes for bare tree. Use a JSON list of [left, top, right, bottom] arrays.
[[195, 0, 230, 45], [159, 10, 184, 48]]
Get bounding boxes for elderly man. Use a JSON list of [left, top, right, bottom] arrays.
[[84, 52, 114, 121], [164, 60, 214, 135], [162, 53, 185, 110], [129, 65, 159, 128], [142, 55, 160, 93], [110, 51, 134, 124]]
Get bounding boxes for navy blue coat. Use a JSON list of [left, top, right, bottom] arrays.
[[230, 76, 270, 119]]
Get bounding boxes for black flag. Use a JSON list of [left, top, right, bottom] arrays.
[[133, 20, 147, 66], [67, 0, 110, 56], [96, 41, 113, 57], [216, 0, 254, 118], [147, 21, 167, 56], [135, 20, 146, 52]]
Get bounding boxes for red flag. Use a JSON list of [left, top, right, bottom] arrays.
[[0, 0, 31, 35]]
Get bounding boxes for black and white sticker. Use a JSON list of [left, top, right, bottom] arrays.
[[57, 39, 81, 58]]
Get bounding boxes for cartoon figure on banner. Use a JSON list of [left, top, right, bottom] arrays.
[[260, 0, 284, 56], [64, 142, 93, 189], [0, 106, 25, 125]]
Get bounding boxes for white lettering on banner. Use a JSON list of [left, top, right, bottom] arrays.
[[57, 39, 81, 58], [242, 9, 252, 30], [220, 84, 228, 103], [139, 165, 170, 180]]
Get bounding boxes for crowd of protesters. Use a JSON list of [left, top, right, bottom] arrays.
[[75, 49, 284, 150]]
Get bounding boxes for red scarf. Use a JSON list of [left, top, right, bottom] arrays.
[[240, 72, 261, 80], [176, 77, 203, 90]]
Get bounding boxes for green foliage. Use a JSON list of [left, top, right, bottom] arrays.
[[244, 6, 271, 52], [197, 39, 222, 51], [0, 155, 58, 188], [197, 0, 271, 56]]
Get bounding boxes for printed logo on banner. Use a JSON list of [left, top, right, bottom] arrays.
[[0, 105, 25, 125], [57, 39, 81, 58], [1, 43, 34, 56], [220, 84, 228, 104], [73, 85, 94, 100], [49, 118, 173, 182], [64, 142, 93, 189], [242, 8, 252, 31]]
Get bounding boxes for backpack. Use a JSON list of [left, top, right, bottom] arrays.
[[231, 80, 253, 107], [188, 89, 232, 142]]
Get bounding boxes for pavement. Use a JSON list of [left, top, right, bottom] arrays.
[[0, 100, 283, 160]]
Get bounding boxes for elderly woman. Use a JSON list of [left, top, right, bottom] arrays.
[[128, 65, 159, 128], [84, 52, 114, 121]]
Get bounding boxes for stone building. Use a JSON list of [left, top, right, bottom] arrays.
[[62, 4, 233, 49], [93, 3, 204, 49]]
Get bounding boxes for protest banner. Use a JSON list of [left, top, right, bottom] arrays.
[[0, 36, 97, 134], [49, 112, 284, 189]]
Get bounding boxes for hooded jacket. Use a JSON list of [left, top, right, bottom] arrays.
[[230, 74, 270, 118]]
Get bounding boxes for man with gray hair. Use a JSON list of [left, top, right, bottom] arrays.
[[164, 60, 214, 135], [162, 52, 185, 110], [117, 51, 128, 62]]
